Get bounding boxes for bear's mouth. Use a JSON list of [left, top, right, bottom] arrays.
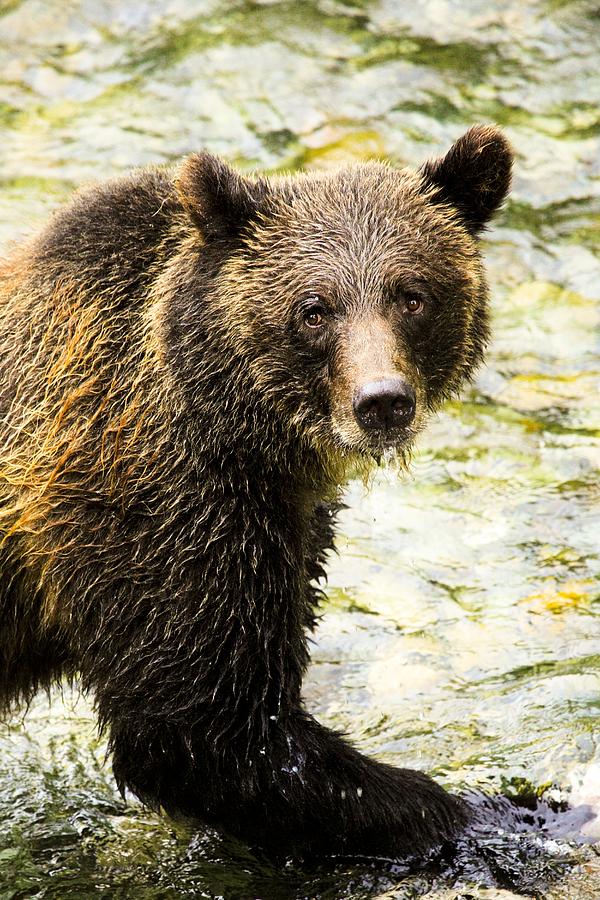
[[330, 417, 419, 460], [364, 425, 418, 462]]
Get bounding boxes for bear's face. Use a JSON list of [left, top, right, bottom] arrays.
[[219, 169, 488, 459], [177, 126, 512, 464]]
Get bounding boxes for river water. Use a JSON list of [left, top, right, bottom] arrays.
[[0, 1, 599, 897]]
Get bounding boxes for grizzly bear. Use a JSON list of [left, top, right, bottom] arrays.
[[0, 125, 512, 860]]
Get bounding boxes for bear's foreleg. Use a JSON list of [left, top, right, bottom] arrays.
[[108, 706, 467, 860], [98, 489, 466, 860]]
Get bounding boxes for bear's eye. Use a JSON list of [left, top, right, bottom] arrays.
[[305, 309, 324, 328], [403, 294, 426, 315], [303, 297, 327, 329]]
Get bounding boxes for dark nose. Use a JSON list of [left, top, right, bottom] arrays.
[[353, 378, 416, 432]]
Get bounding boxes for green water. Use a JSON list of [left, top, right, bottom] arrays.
[[0, 1, 599, 897]]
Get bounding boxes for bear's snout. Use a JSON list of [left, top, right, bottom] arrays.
[[353, 378, 416, 433]]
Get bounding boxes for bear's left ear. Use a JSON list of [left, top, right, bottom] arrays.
[[176, 152, 268, 240], [419, 125, 513, 234]]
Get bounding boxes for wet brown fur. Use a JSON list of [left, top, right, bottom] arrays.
[[0, 126, 512, 859]]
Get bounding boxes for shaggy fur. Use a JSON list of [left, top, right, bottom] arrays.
[[0, 125, 512, 859]]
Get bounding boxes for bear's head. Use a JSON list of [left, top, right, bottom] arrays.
[[174, 126, 512, 470]]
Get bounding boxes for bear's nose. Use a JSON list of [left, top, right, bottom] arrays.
[[353, 378, 416, 432]]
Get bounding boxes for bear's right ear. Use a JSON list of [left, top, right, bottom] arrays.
[[419, 125, 513, 234], [176, 152, 267, 240]]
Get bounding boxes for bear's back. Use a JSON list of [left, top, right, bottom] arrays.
[[9, 168, 180, 301], [0, 168, 182, 421]]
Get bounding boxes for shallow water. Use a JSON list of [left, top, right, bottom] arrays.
[[0, 0, 599, 897]]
